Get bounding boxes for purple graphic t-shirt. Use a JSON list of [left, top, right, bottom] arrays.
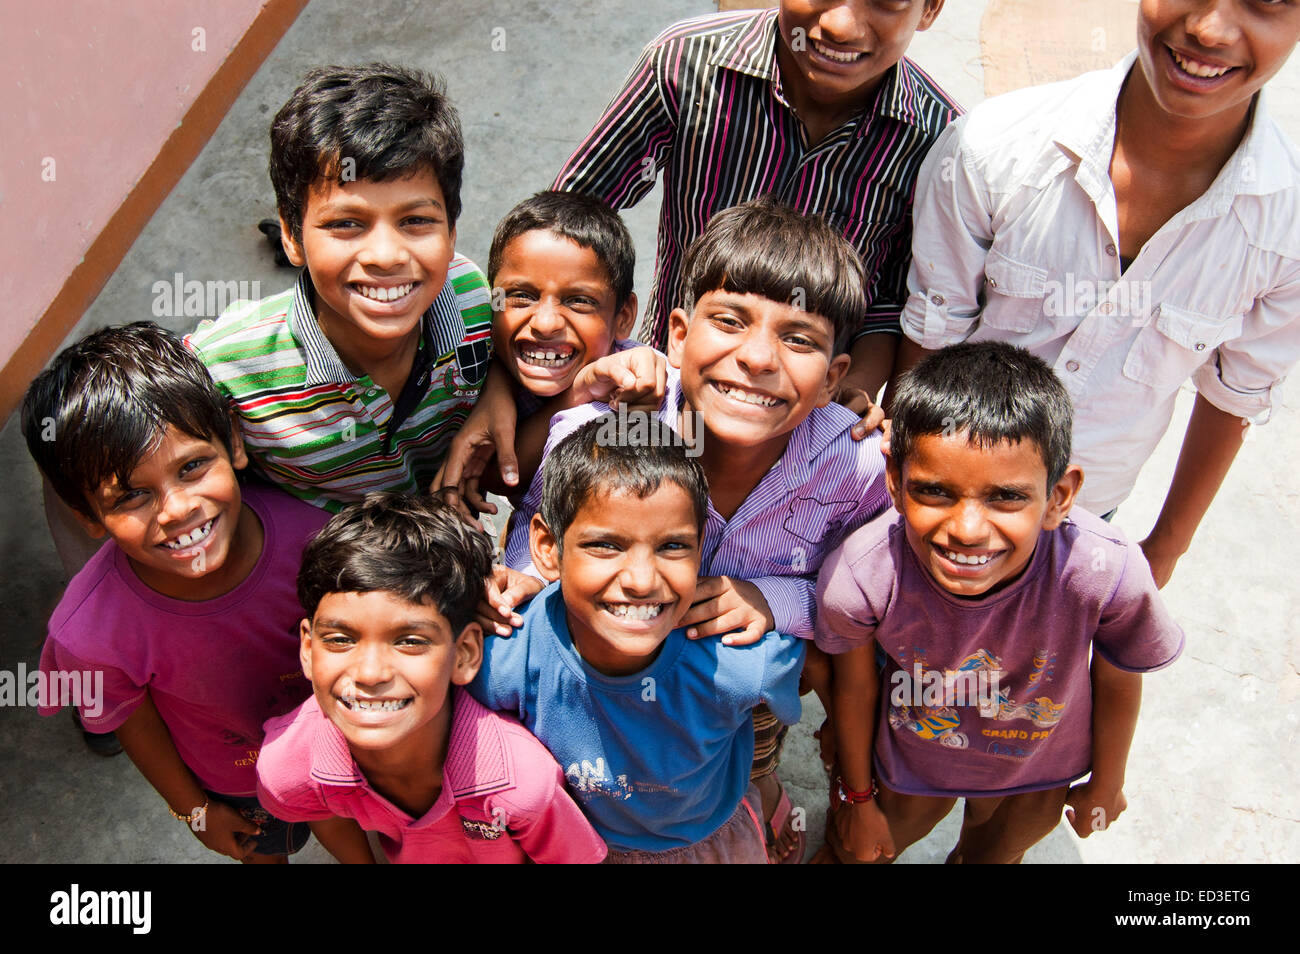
[[815, 508, 1183, 798]]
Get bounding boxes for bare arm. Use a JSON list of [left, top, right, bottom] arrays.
[[308, 816, 377, 864], [830, 642, 894, 861], [882, 335, 936, 415], [1065, 654, 1142, 837], [1141, 394, 1247, 588]]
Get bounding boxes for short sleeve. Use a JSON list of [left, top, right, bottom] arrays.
[[493, 755, 607, 864], [467, 623, 532, 720], [37, 637, 147, 731], [813, 540, 882, 655], [253, 714, 336, 823], [1092, 546, 1185, 673], [759, 633, 805, 726]]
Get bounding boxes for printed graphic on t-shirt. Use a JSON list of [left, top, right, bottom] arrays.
[[564, 758, 674, 800], [886, 648, 1065, 758]]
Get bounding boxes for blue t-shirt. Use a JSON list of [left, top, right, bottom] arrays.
[[468, 582, 804, 852]]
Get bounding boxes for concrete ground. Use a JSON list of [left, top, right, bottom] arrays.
[[2, 0, 1297, 864]]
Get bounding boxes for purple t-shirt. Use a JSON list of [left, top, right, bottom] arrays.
[[38, 482, 329, 795], [815, 507, 1183, 798]]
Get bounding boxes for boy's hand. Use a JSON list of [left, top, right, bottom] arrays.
[[432, 369, 520, 527], [836, 798, 895, 863], [476, 565, 544, 637], [836, 385, 886, 441], [569, 347, 667, 410], [681, 576, 774, 646], [1065, 781, 1127, 838], [191, 800, 260, 861]]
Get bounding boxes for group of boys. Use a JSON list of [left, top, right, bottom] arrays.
[[20, 0, 1300, 864]]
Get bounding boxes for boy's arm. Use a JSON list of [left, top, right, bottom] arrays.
[[307, 816, 377, 864], [830, 642, 895, 862], [432, 360, 519, 523], [1065, 654, 1142, 838], [115, 692, 259, 860], [552, 33, 677, 208], [1140, 394, 1246, 588], [508, 774, 608, 865]]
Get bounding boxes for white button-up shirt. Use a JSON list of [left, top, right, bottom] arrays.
[[903, 52, 1300, 513]]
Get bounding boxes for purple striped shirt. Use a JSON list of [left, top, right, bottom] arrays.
[[553, 8, 962, 350], [503, 360, 891, 638]]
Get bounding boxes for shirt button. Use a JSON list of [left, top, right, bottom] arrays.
[[1065, 360, 1080, 372], [1105, 243, 1117, 257], [1099, 302, 1113, 315], [987, 278, 998, 289], [1195, 342, 1207, 351], [367, 387, 378, 396], [930, 293, 946, 306]]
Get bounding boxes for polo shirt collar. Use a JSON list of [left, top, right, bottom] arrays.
[[1054, 50, 1292, 214], [711, 7, 779, 81], [287, 269, 463, 388], [308, 687, 515, 800]]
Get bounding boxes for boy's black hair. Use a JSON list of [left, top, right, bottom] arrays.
[[488, 191, 636, 312], [539, 415, 709, 547], [298, 493, 493, 634], [679, 195, 865, 355], [21, 322, 236, 519], [270, 63, 464, 243], [890, 341, 1074, 487]]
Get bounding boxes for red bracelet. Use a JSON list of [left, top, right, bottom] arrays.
[[835, 776, 877, 804]]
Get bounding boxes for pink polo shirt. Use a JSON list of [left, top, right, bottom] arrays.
[[256, 687, 607, 864]]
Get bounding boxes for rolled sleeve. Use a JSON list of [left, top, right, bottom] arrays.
[[1191, 265, 1300, 423], [750, 575, 815, 640], [903, 121, 994, 350]]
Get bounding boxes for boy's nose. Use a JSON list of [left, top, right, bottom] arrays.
[[358, 223, 410, 269], [818, 1, 871, 45], [947, 499, 989, 544], [1184, 0, 1241, 48], [157, 483, 199, 526], [616, 554, 659, 597], [734, 330, 779, 375], [351, 641, 393, 685], [530, 297, 567, 336]]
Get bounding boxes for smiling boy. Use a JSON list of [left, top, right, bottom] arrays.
[[554, 0, 956, 406], [189, 64, 492, 512], [256, 494, 605, 864], [816, 342, 1183, 864], [25, 323, 331, 863], [470, 419, 804, 862], [896, 0, 1300, 588]]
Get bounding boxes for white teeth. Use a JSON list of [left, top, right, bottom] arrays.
[[813, 40, 863, 64], [944, 549, 992, 566], [357, 283, 413, 302], [163, 519, 213, 550], [520, 346, 575, 368], [718, 384, 779, 407], [603, 603, 664, 621], [344, 697, 410, 712], [1171, 50, 1232, 79]]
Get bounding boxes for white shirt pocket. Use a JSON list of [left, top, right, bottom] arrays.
[[980, 247, 1049, 333], [1122, 303, 1244, 392]]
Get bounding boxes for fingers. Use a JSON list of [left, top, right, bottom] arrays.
[[476, 598, 520, 637], [433, 485, 484, 532], [463, 476, 496, 516], [492, 419, 520, 489]]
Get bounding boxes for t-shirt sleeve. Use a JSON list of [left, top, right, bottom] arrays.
[[467, 625, 531, 719], [254, 711, 335, 823], [1092, 545, 1185, 673], [759, 633, 805, 726], [813, 539, 882, 655], [38, 636, 147, 731]]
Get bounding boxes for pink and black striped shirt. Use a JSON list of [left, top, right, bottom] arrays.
[[503, 361, 891, 639], [553, 8, 962, 350]]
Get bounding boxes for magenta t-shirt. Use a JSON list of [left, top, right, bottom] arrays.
[[38, 482, 330, 796], [257, 688, 607, 864], [815, 507, 1184, 798]]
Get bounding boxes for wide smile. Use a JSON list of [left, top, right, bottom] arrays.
[[806, 37, 869, 71], [336, 693, 414, 726], [515, 341, 579, 373], [158, 516, 217, 557], [710, 380, 785, 411], [599, 600, 671, 631], [932, 543, 1007, 579], [350, 280, 421, 314], [1164, 44, 1241, 91]]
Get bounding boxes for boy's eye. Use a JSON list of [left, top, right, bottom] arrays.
[[320, 633, 355, 647], [395, 635, 432, 649], [991, 490, 1028, 505], [565, 296, 599, 311], [112, 489, 148, 510], [709, 313, 744, 331], [581, 540, 621, 554], [179, 458, 210, 478], [402, 215, 440, 228]]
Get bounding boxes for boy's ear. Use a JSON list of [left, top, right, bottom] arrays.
[[816, 352, 853, 408], [918, 0, 945, 31], [666, 308, 691, 370], [883, 448, 904, 513], [227, 413, 248, 470], [278, 215, 306, 268], [529, 513, 562, 583], [298, 618, 314, 681], [70, 505, 108, 541], [613, 291, 638, 341], [451, 622, 484, 686], [1042, 464, 1084, 531]]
